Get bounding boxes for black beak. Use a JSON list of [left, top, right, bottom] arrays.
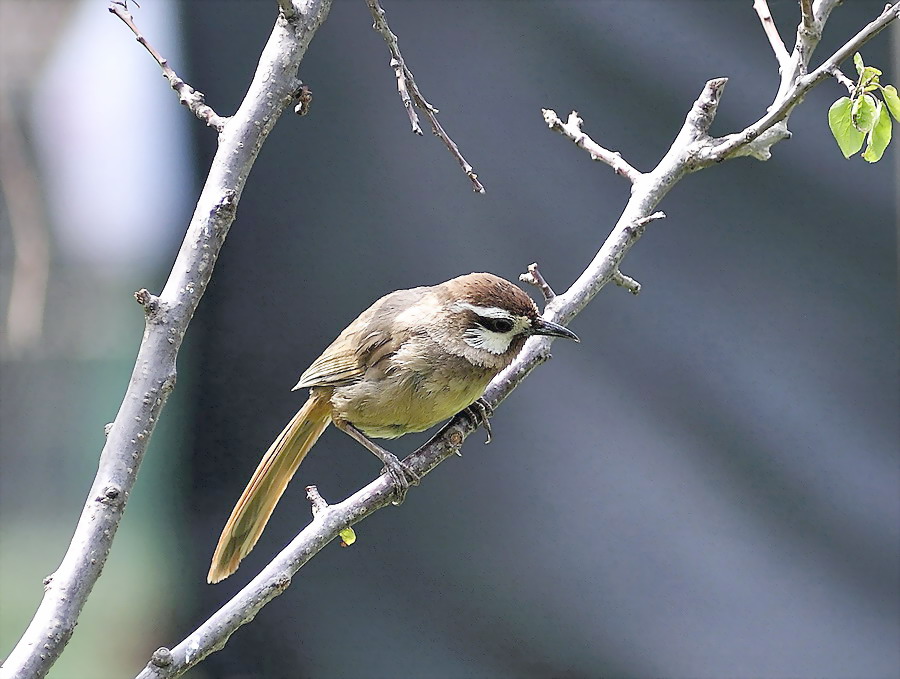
[[531, 317, 580, 342]]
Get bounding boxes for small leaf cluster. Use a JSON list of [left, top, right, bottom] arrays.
[[828, 53, 900, 163]]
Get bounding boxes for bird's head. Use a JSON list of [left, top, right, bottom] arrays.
[[435, 272, 579, 369]]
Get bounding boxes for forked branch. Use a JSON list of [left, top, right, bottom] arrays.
[[132, 7, 898, 676]]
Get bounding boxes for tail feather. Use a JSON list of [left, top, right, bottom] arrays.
[[208, 394, 331, 583]]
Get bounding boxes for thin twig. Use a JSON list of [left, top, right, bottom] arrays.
[[612, 270, 641, 295], [541, 109, 643, 183], [519, 263, 556, 301], [0, 2, 335, 678], [365, 0, 484, 193], [306, 485, 329, 515], [753, 0, 790, 68], [108, 2, 227, 131], [827, 65, 856, 94]]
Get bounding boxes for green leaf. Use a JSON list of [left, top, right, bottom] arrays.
[[862, 101, 892, 163], [339, 527, 357, 546], [852, 94, 878, 132], [859, 66, 881, 90], [853, 52, 865, 75], [828, 97, 866, 158], [883, 85, 900, 121]]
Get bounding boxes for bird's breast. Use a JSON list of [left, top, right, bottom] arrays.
[[329, 339, 495, 439]]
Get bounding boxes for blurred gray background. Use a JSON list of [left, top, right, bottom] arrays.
[[1, 1, 897, 678]]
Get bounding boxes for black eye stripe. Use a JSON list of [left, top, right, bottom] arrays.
[[477, 316, 514, 333]]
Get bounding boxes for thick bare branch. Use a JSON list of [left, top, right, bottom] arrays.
[[109, 3, 227, 130], [365, 0, 484, 193], [0, 2, 334, 678]]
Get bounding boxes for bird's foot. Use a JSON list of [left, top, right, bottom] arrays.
[[465, 398, 494, 444], [381, 453, 420, 505], [333, 419, 421, 506]]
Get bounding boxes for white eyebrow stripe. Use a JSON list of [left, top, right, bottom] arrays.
[[450, 302, 514, 320]]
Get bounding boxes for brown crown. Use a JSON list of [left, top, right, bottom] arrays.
[[450, 272, 539, 318]]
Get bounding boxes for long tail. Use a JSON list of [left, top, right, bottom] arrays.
[[208, 394, 332, 583]]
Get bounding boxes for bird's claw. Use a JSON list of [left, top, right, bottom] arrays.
[[466, 398, 494, 444], [381, 453, 420, 505]]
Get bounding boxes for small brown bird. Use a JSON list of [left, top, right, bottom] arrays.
[[208, 272, 578, 583]]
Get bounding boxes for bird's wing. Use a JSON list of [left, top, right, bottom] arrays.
[[292, 287, 426, 390], [293, 330, 393, 389]]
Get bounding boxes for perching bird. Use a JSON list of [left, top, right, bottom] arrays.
[[208, 272, 578, 583]]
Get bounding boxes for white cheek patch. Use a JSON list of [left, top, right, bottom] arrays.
[[463, 327, 516, 354], [462, 316, 531, 354], [451, 301, 532, 355]]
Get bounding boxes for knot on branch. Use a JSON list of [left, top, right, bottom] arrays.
[[294, 84, 313, 116], [271, 573, 292, 594], [161, 370, 178, 395], [212, 191, 238, 226], [96, 485, 123, 507], [150, 647, 173, 668], [134, 288, 160, 317], [729, 122, 792, 161]]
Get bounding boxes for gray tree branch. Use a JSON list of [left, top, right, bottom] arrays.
[[0, 2, 334, 678], [109, 3, 227, 130], [126, 4, 898, 678], [365, 0, 485, 193]]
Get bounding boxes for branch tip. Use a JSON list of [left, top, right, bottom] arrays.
[[109, 3, 226, 130], [306, 485, 329, 516], [612, 270, 641, 295], [365, 0, 483, 192], [519, 263, 556, 301], [637, 211, 666, 226], [543, 108, 642, 182], [134, 288, 160, 316]]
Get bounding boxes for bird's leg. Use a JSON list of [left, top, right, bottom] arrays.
[[333, 420, 420, 505], [465, 398, 494, 444]]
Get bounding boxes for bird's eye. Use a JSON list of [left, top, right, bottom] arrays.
[[480, 317, 514, 333]]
